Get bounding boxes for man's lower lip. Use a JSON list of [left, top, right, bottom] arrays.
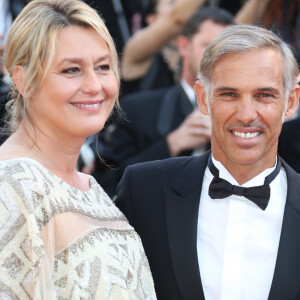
[[231, 133, 262, 147]]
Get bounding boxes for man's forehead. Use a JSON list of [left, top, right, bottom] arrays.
[[212, 49, 283, 74], [210, 49, 284, 89]]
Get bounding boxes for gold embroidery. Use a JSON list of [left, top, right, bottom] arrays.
[[0, 159, 156, 299]]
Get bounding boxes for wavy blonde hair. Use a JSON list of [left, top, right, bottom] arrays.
[[4, 0, 120, 137]]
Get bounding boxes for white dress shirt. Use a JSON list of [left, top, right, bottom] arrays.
[[197, 156, 287, 300]]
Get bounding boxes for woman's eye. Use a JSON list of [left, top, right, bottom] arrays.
[[62, 67, 80, 74], [97, 64, 110, 71]]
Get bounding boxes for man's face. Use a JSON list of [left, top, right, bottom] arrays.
[[197, 48, 298, 173], [187, 19, 227, 80]]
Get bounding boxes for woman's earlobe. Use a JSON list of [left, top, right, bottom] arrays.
[[12, 65, 25, 96]]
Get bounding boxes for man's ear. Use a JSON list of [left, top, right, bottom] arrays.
[[177, 35, 189, 59], [12, 65, 25, 96], [195, 80, 209, 115], [284, 84, 300, 120]]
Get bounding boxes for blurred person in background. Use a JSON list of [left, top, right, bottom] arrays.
[[0, 0, 156, 298], [121, 0, 271, 95], [121, 0, 206, 94], [95, 7, 235, 197]]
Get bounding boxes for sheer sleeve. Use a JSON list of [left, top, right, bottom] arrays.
[[0, 175, 57, 299]]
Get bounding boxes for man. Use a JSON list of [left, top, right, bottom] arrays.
[[115, 25, 300, 300], [97, 8, 234, 197]]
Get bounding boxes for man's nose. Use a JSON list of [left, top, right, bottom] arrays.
[[235, 96, 258, 124]]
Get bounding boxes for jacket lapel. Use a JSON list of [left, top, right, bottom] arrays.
[[268, 160, 300, 300], [164, 152, 210, 300], [157, 83, 193, 137]]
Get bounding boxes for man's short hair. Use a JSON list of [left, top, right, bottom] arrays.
[[181, 7, 235, 39], [197, 24, 299, 99]]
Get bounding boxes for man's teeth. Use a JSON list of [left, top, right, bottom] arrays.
[[72, 103, 100, 108], [233, 131, 260, 139]]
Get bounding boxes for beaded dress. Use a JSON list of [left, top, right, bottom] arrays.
[[0, 158, 156, 299]]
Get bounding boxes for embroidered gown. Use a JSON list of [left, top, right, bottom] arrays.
[[0, 158, 156, 299]]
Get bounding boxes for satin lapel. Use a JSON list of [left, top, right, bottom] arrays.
[[268, 160, 300, 300], [164, 153, 210, 300]]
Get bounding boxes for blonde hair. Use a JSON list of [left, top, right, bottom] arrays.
[[4, 0, 120, 136]]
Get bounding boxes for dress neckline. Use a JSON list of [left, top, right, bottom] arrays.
[[0, 157, 94, 193]]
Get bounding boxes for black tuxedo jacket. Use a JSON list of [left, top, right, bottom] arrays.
[[115, 151, 300, 300], [278, 118, 300, 173]]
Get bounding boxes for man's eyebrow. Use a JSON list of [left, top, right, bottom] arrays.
[[214, 87, 237, 93], [255, 87, 280, 94], [214, 87, 281, 94]]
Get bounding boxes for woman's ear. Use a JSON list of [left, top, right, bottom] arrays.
[[195, 80, 209, 115], [284, 84, 300, 120], [12, 65, 25, 96]]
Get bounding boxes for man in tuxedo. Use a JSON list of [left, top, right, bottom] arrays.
[[115, 25, 300, 300], [96, 8, 235, 197]]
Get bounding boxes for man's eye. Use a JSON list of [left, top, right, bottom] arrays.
[[62, 67, 80, 74], [257, 93, 275, 98], [221, 92, 235, 97]]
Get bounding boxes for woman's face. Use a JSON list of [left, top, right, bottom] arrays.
[[30, 25, 118, 140]]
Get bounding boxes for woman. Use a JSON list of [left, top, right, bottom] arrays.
[[0, 0, 156, 299]]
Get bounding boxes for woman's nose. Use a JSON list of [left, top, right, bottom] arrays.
[[81, 70, 102, 95]]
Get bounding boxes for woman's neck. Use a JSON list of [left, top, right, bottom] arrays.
[[0, 124, 87, 188]]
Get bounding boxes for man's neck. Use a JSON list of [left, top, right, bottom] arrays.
[[211, 152, 277, 185]]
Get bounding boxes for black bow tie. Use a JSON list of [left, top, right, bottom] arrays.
[[208, 156, 281, 210]]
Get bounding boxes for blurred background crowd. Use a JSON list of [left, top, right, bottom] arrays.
[[1, 0, 300, 198]]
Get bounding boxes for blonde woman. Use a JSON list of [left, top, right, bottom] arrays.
[[0, 0, 156, 299]]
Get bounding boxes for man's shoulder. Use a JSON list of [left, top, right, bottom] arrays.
[[274, 157, 300, 215], [281, 118, 300, 136]]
